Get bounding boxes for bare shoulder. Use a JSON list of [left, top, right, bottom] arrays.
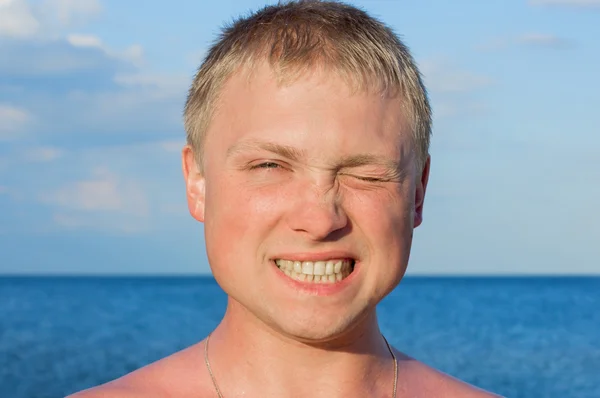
[[66, 341, 214, 398], [65, 371, 172, 398], [395, 349, 503, 398], [66, 383, 147, 398]]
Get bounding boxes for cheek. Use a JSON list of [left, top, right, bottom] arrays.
[[204, 178, 286, 257], [347, 187, 413, 263], [347, 184, 411, 227]]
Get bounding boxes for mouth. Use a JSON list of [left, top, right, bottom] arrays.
[[274, 258, 355, 283]]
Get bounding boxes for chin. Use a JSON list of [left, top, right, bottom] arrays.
[[263, 305, 373, 345]]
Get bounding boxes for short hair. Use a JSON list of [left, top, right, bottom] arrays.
[[184, 0, 431, 171]]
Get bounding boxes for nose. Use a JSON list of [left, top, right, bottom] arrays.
[[286, 181, 349, 241]]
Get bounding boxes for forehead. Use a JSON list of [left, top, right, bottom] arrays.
[[206, 62, 414, 163]]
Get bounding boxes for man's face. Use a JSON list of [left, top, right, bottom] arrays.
[[183, 63, 429, 342]]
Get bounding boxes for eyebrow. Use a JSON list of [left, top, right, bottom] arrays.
[[337, 153, 401, 171], [227, 139, 406, 178], [338, 154, 407, 181], [227, 140, 306, 162]]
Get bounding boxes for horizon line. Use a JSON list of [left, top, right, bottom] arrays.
[[1, 273, 599, 278]]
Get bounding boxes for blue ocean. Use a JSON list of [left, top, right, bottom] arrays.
[[0, 276, 598, 398]]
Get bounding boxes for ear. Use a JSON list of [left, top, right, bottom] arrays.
[[413, 155, 430, 228], [182, 145, 206, 223]]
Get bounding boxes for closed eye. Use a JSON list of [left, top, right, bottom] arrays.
[[355, 176, 386, 182], [340, 173, 388, 183]]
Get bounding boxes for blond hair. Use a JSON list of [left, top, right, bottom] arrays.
[[184, 0, 431, 171]]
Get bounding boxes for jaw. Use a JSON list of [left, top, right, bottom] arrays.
[[223, 289, 381, 347], [213, 248, 405, 345]]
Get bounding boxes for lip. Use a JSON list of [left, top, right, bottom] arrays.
[[270, 256, 360, 297], [270, 251, 358, 262]]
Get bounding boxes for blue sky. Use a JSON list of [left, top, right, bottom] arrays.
[[0, 0, 599, 275]]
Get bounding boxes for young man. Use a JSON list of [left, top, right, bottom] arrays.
[[71, 1, 500, 397]]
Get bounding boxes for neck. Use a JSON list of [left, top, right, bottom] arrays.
[[205, 298, 396, 398]]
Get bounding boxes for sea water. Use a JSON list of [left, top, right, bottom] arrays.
[[0, 276, 598, 398]]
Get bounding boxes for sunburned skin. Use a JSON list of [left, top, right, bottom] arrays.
[[67, 63, 502, 398], [68, 341, 501, 398]]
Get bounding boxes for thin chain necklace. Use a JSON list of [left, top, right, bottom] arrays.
[[204, 332, 398, 398]]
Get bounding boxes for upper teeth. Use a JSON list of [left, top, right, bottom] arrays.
[[275, 259, 352, 276]]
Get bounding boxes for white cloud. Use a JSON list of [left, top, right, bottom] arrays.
[[23, 146, 64, 162], [40, 167, 149, 216], [27, 143, 188, 234], [38, 167, 151, 233], [0, 3, 144, 77], [50, 212, 145, 233], [40, 0, 102, 27], [0, 0, 102, 39], [0, 1, 186, 145], [518, 33, 573, 48], [1, 138, 186, 235], [121, 44, 144, 66], [529, 0, 600, 7], [420, 59, 492, 93], [66, 33, 103, 48], [39, 168, 151, 233], [0, 31, 178, 142], [433, 101, 488, 120], [158, 140, 185, 153], [418, 58, 491, 121], [51, 79, 185, 136], [0, 0, 39, 38], [66, 34, 145, 65], [113, 72, 188, 95], [477, 33, 574, 52], [0, 104, 30, 140]]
